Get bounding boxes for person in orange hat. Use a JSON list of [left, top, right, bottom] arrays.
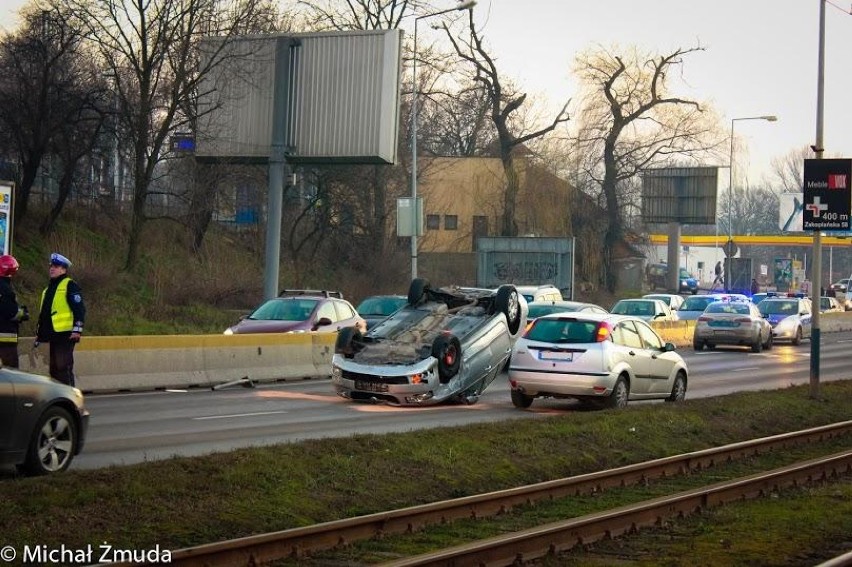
[[35, 253, 86, 386], [0, 254, 29, 367]]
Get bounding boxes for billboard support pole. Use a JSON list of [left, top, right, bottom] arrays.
[[264, 38, 299, 300], [809, 0, 825, 398]]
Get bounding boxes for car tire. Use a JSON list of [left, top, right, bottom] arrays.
[[22, 406, 78, 476], [604, 376, 629, 409], [335, 326, 363, 358], [763, 331, 773, 350], [408, 278, 430, 306], [693, 339, 704, 351], [511, 389, 533, 408], [792, 327, 802, 346], [494, 285, 521, 335], [432, 334, 461, 383], [751, 334, 763, 353], [706, 343, 716, 350], [666, 371, 687, 402]]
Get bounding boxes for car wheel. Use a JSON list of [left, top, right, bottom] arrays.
[[494, 285, 521, 335], [407, 278, 430, 306], [751, 334, 763, 353], [763, 330, 773, 350], [335, 326, 363, 358], [693, 339, 704, 351], [23, 406, 78, 476], [792, 326, 802, 346], [706, 343, 716, 350], [666, 371, 687, 402], [605, 376, 629, 409], [510, 389, 533, 409], [432, 334, 461, 383]]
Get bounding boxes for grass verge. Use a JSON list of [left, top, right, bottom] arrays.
[[0, 381, 850, 563]]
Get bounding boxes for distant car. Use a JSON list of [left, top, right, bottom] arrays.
[[1, 369, 89, 475], [508, 312, 688, 410], [820, 296, 843, 313], [515, 284, 563, 304], [331, 279, 526, 406], [526, 300, 608, 323], [643, 293, 685, 311], [356, 295, 407, 330], [693, 299, 773, 352], [757, 296, 813, 345], [610, 298, 676, 322], [645, 264, 699, 294], [830, 278, 852, 310], [224, 290, 366, 335], [751, 292, 769, 305], [677, 293, 750, 321]]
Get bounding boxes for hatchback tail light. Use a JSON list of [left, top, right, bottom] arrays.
[[734, 317, 753, 323], [595, 321, 613, 342], [697, 316, 711, 322]]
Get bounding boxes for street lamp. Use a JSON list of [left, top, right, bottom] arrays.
[[723, 114, 777, 290], [410, 1, 476, 280]]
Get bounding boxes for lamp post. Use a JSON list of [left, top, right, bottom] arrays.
[[724, 114, 777, 291], [410, 1, 476, 280]]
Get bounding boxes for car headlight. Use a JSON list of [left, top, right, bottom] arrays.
[[331, 365, 342, 382], [223, 328, 234, 335]]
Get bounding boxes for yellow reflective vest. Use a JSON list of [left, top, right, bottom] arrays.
[[40, 277, 74, 333]]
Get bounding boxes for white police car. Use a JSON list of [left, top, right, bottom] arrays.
[[756, 294, 812, 345]]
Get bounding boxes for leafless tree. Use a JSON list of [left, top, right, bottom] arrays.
[[0, 6, 104, 223], [58, 0, 276, 270], [573, 44, 723, 291], [438, 10, 570, 237], [296, 0, 428, 30]]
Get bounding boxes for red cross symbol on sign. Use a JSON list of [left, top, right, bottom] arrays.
[[805, 196, 829, 218]]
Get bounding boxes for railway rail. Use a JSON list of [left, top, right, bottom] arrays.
[[104, 420, 852, 567]]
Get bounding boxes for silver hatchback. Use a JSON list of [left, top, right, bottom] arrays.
[[508, 312, 688, 410]]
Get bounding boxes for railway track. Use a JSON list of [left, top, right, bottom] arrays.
[[106, 421, 852, 567]]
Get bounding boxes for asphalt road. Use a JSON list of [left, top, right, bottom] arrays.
[[67, 331, 852, 470]]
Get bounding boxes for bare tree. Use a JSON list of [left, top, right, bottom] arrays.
[[573, 44, 723, 291], [296, 0, 426, 30], [60, 0, 274, 270], [439, 11, 570, 237], [0, 6, 99, 223]]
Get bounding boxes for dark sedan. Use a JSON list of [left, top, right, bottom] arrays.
[[0, 368, 89, 475]]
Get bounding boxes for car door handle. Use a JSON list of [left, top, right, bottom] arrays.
[[628, 351, 636, 356]]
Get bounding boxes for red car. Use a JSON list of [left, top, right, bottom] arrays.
[[224, 290, 366, 335]]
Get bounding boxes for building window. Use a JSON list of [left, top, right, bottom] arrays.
[[426, 214, 440, 230], [444, 215, 458, 230]]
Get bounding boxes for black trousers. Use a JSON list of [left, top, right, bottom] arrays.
[[48, 338, 77, 387]]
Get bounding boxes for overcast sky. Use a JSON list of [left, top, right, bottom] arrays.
[[2, 0, 850, 183]]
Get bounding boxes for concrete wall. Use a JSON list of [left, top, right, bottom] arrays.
[[20, 311, 852, 393]]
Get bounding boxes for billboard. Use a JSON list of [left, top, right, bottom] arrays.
[[641, 167, 718, 225], [0, 183, 11, 254], [196, 30, 402, 165], [802, 158, 852, 231]]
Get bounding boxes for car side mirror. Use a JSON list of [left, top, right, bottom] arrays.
[[313, 317, 333, 330], [663, 342, 676, 352]]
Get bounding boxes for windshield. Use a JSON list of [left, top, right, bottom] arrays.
[[681, 297, 715, 311], [821, 298, 832, 310], [526, 318, 598, 343], [705, 302, 750, 314], [528, 304, 581, 318], [611, 301, 655, 317], [249, 298, 318, 321], [759, 300, 799, 316], [357, 297, 406, 316]]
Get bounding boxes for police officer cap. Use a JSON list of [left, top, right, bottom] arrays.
[[50, 253, 72, 268]]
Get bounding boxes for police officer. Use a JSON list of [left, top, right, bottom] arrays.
[[0, 254, 28, 367], [35, 253, 85, 386]]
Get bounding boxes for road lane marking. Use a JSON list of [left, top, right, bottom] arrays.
[[193, 410, 288, 420], [729, 366, 762, 372]]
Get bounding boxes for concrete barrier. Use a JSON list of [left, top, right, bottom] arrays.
[[15, 311, 852, 393], [17, 333, 337, 393]]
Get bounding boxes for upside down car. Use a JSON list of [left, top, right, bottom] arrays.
[[331, 279, 527, 406]]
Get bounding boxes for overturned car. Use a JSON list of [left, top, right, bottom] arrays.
[[331, 279, 526, 406]]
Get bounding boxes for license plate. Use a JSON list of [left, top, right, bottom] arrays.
[[539, 350, 573, 362], [355, 380, 388, 393]]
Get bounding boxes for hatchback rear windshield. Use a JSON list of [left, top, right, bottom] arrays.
[[758, 300, 799, 315], [525, 318, 599, 343], [705, 302, 750, 314], [681, 297, 715, 311]]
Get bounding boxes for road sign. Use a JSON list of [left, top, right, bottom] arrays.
[[803, 158, 851, 231], [722, 238, 738, 257]]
